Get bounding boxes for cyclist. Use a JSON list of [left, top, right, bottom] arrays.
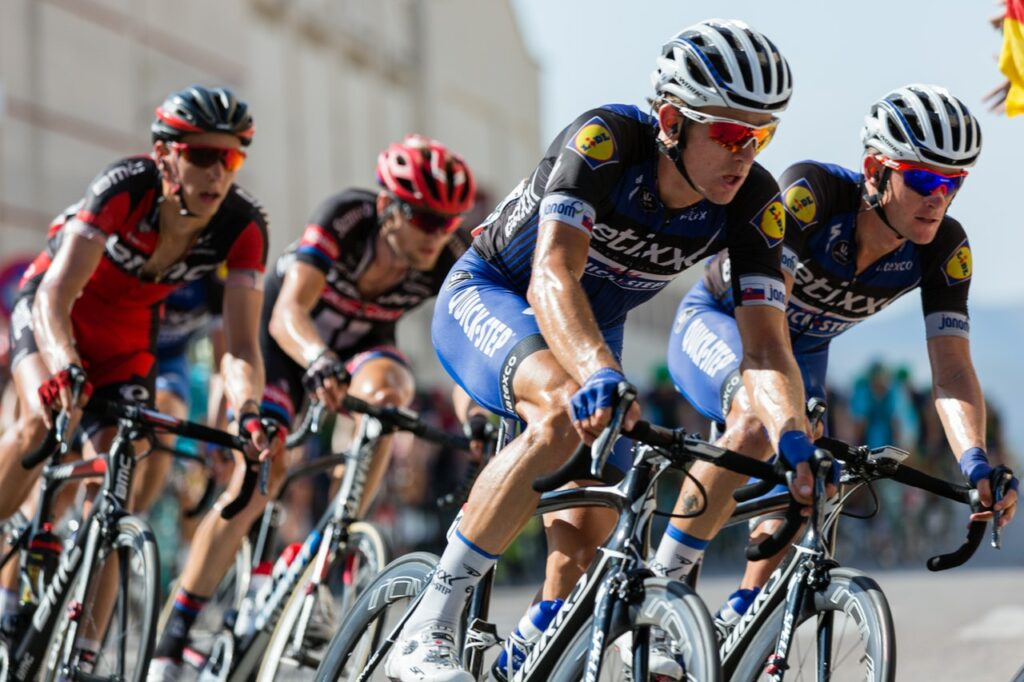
[[147, 134, 477, 680], [659, 84, 1019, 632], [0, 84, 277, 670], [387, 19, 823, 682]]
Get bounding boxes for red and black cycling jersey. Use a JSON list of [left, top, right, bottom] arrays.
[[470, 104, 787, 327], [703, 161, 972, 354], [262, 189, 470, 353], [13, 156, 268, 395]]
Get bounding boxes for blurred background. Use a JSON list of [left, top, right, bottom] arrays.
[[0, 0, 1020, 590]]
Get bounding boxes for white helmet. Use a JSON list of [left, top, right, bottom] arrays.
[[651, 19, 793, 113], [861, 84, 981, 171]]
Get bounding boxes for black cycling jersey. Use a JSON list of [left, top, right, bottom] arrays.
[[262, 189, 470, 353], [470, 104, 787, 328], [703, 161, 972, 354]]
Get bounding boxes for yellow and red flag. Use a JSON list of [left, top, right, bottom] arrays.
[[1000, 0, 1024, 116]]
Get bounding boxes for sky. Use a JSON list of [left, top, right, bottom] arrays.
[[510, 0, 1020, 307]]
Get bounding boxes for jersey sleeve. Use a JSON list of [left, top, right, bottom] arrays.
[[778, 162, 835, 277], [724, 163, 786, 311], [537, 109, 640, 237], [294, 194, 372, 273], [224, 201, 269, 289], [919, 218, 972, 339], [69, 158, 153, 242]]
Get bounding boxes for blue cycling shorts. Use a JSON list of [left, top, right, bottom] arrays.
[[433, 248, 630, 472], [666, 280, 828, 425]]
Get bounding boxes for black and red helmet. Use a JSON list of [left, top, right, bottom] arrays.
[[152, 85, 255, 147], [376, 134, 476, 216]]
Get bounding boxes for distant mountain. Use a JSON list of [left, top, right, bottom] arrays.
[[828, 298, 1024, 455]]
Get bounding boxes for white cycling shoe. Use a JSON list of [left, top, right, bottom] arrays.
[[145, 657, 182, 682], [384, 620, 473, 682], [615, 629, 684, 680]]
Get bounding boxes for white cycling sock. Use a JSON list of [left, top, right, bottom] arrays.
[[0, 588, 17, 617], [405, 528, 497, 632], [650, 524, 709, 579]]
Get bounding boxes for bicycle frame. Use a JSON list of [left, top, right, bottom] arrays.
[[7, 416, 143, 681], [212, 414, 386, 681]]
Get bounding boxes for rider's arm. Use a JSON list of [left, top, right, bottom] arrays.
[[268, 261, 329, 366], [527, 222, 619, 385], [32, 229, 105, 373], [927, 335, 986, 460], [220, 285, 266, 418]]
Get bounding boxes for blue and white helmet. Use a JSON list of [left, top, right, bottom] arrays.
[[652, 19, 793, 113], [861, 84, 981, 171]]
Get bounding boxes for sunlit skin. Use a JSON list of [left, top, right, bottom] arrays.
[[859, 154, 957, 248], [152, 131, 243, 222], [376, 192, 462, 271], [655, 103, 776, 209]]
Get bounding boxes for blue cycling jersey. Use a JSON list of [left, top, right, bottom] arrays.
[[470, 104, 787, 328]]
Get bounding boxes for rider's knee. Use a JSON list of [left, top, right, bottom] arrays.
[[520, 407, 576, 458], [723, 409, 771, 455], [16, 411, 50, 454]]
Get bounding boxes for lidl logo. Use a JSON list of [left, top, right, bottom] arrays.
[[783, 179, 817, 228], [568, 116, 619, 169], [751, 198, 786, 247], [942, 242, 972, 285]]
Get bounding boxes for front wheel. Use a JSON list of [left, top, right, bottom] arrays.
[[549, 577, 722, 682], [257, 521, 391, 680], [727, 567, 896, 682], [314, 552, 437, 681], [42, 514, 161, 682]]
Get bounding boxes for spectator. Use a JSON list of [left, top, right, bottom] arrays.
[[986, 0, 1024, 115]]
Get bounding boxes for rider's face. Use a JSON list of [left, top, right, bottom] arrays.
[[865, 157, 956, 245], [378, 193, 458, 271], [678, 106, 775, 205], [154, 132, 243, 219]]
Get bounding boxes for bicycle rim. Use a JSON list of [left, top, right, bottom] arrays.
[[314, 551, 437, 681], [727, 567, 896, 682], [43, 515, 160, 682], [549, 577, 722, 682], [258, 521, 391, 680]]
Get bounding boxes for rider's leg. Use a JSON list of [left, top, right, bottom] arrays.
[[0, 352, 57, 623], [402, 349, 595, 631], [152, 448, 288, 661], [650, 387, 773, 579]]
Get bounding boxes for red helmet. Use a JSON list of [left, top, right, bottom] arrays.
[[376, 135, 476, 216]]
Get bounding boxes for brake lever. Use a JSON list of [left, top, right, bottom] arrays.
[[990, 466, 1013, 549], [590, 382, 636, 478]]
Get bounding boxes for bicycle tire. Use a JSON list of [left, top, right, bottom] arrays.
[[42, 514, 161, 682], [257, 521, 391, 680], [314, 551, 438, 681], [727, 567, 896, 682], [547, 577, 722, 682]]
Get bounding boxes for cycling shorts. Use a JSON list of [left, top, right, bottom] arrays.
[[156, 351, 191, 407]]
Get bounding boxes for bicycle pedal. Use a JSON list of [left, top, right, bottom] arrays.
[[465, 618, 500, 650]]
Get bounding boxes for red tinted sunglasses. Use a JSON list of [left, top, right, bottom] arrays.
[[396, 201, 462, 235], [171, 143, 247, 172], [878, 156, 967, 197], [676, 107, 779, 153]]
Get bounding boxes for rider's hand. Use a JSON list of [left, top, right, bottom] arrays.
[[303, 350, 349, 412], [37, 364, 92, 430], [962, 448, 1020, 527], [778, 430, 839, 506], [569, 368, 639, 444], [463, 412, 495, 462], [239, 406, 285, 463]]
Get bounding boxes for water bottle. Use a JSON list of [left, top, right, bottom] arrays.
[[233, 560, 272, 638], [490, 599, 563, 681], [23, 523, 61, 602]]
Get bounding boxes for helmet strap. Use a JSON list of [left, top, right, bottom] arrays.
[[862, 169, 903, 240], [656, 120, 702, 195]]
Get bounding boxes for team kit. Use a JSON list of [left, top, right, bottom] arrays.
[[0, 16, 1016, 682]]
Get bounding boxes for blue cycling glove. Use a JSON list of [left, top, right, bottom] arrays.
[[570, 368, 625, 423], [779, 430, 839, 485], [960, 447, 1020, 492]]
